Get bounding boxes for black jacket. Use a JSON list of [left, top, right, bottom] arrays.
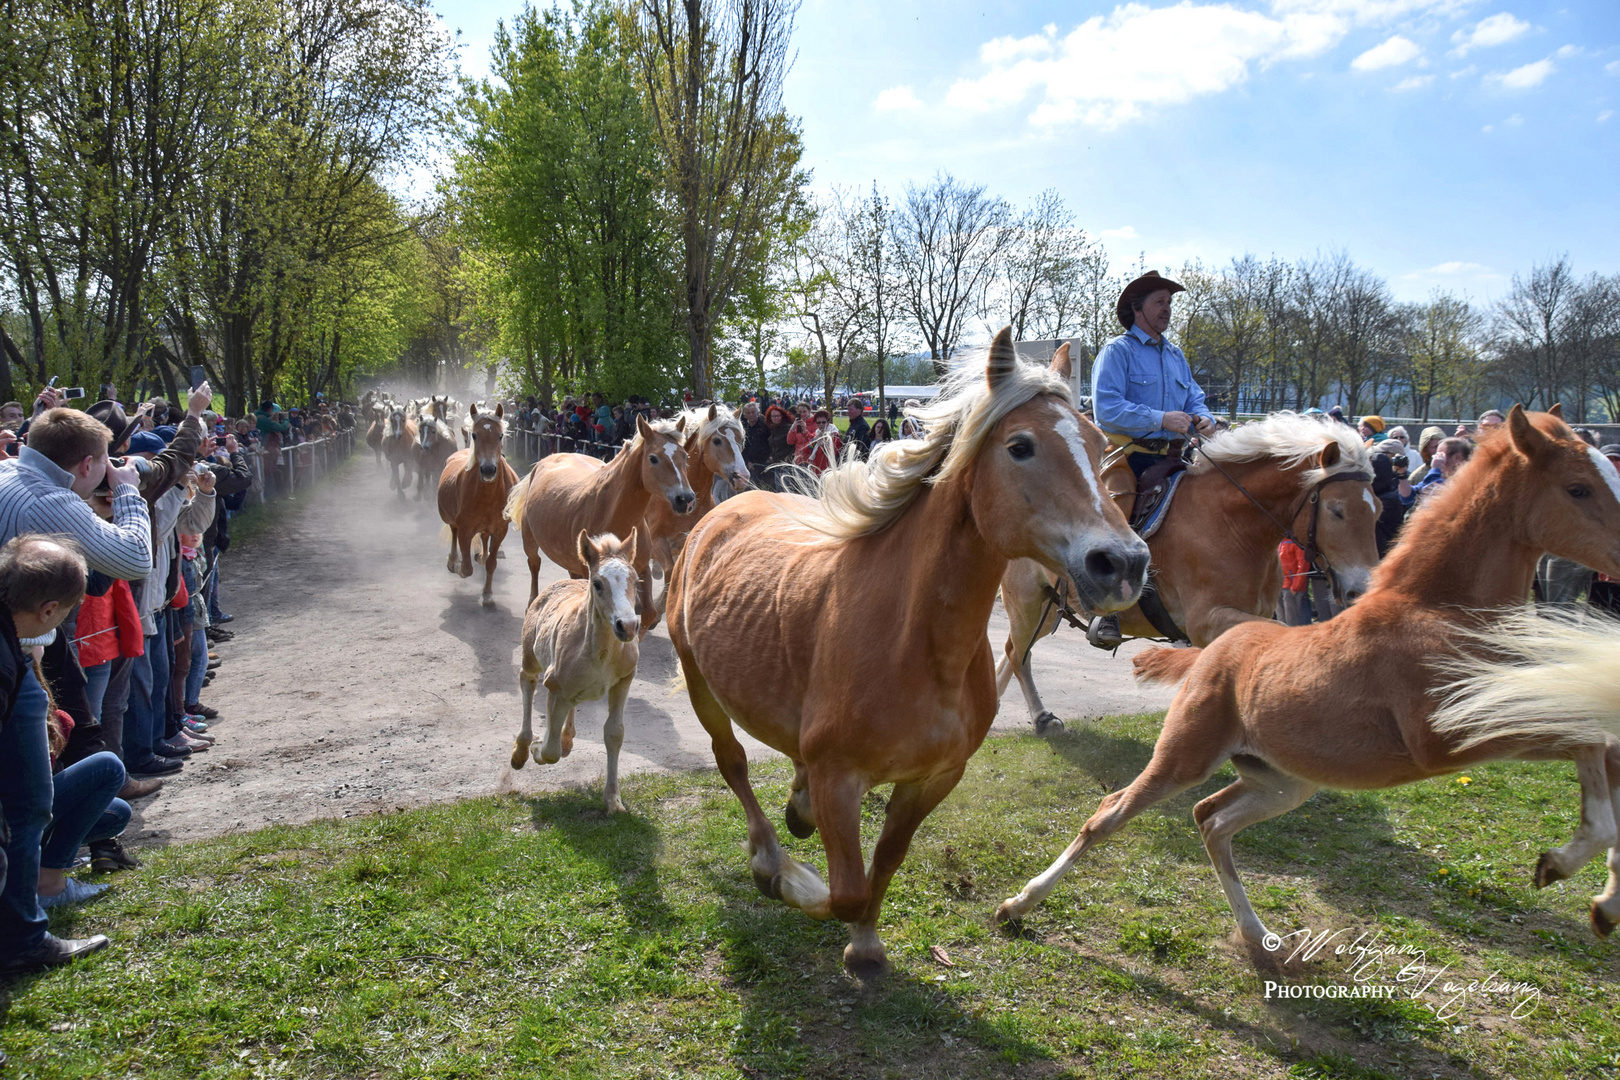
[[742, 416, 771, 466], [203, 451, 252, 552]]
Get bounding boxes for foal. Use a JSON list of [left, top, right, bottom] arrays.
[[995, 406, 1620, 945], [510, 531, 642, 814]]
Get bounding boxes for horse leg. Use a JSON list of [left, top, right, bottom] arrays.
[[1590, 739, 1620, 936], [995, 710, 1230, 923], [457, 530, 475, 580], [843, 766, 967, 979], [784, 760, 816, 838], [511, 668, 538, 769], [524, 525, 542, 604], [1192, 757, 1316, 947], [685, 662, 829, 916], [637, 554, 661, 636], [481, 524, 507, 608], [601, 674, 631, 814], [1533, 743, 1618, 890], [998, 584, 1064, 735], [560, 706, 576, 758], [538, 688, 571, 764], [446, 526, 461, 575]]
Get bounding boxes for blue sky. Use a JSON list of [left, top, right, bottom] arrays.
[[435, 0, 1619, 303]]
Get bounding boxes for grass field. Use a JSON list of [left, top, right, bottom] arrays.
[[6, 713, 1620, 1079]]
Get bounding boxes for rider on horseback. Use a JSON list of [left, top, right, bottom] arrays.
[[1088, 271, 1216, 648]]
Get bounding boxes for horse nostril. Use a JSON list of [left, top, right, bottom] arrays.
[[1084, 548, 1125, 584]]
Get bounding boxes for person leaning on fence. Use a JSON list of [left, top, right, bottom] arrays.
[[0, 534, 119, 975]]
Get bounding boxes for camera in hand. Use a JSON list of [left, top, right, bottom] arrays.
[[92, 454, 151, 495]]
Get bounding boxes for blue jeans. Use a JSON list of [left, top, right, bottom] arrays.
[[41, 752, 128, 870], [84, 660, 111, 722], [207, 546, 226, 620], [0, 669, 54, 955], [184, 625, 208, 705], [125, 625, 171, 762]]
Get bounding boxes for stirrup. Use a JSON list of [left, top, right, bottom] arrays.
[[1086, 614, 1124, 650]]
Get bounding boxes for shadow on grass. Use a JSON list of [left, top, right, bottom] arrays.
[[1037, 726, 1620, 972], [699, 863, 1058, 1078], [524, 790, 679, 937]]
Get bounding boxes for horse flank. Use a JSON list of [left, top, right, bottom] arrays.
[[784, 356, 1072, 540], [1192, 411, 1372, 487]]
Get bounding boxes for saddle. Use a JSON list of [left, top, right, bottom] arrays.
[[1100, 443, 1190, 538]]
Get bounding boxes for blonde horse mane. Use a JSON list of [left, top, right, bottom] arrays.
[[1192, 412, 1372, 487], [461, 408, 507, 473], [785, 355, 1071, 540], [680, 404, 744, 449], [1429, 607, 1620, 751]]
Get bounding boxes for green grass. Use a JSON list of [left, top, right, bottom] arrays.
[[8, 714, 1620, 1078]]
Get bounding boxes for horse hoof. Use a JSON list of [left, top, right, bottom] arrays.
[[459, 566, 473, 579], [606, 797, 627, 815], [538, 750, 559, 765], [1533, 852, 1567, 889], [1034, 711, 1064, 736], [481, 595, 495, 609], [842, 945, 890, 981], [1592, 903, 1617, 937], [753, 870, 783, 900], [510, 742, 529, 769], [784, 800, 816, 839], [992, 898, 1023, 925]]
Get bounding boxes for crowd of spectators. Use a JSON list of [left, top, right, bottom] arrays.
[[0, 378, 355, 985]]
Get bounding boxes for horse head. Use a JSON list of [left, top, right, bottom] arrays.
[[691, 402, 750, 496], [1493, 404, 1620, 579], [964, 328, 1148, 613], [387, 406, 405, 436], [636, 414, 696, 515], [578, 528, 641, 643], [468, 402, 506, 482], [1302, 439, 1382, 605]]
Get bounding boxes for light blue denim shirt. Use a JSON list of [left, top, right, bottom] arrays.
[[1090, 324, 1214, 440]]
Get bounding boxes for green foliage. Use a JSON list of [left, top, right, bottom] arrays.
[[455, 3, 686, 407]]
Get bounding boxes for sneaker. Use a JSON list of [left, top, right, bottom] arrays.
[[207, 651, 219, 661], [186, 702, 220, 720], [157, 738, 192, 759], [183, 726, 216, 745], [176, 733, 210, 752], [39, 878, 110, 909], [216, 613, 234, 624], [127, 756, 183, 777], [182, 716, 209, 733], [0, 932, 109, 974], [206, 659, 222, 671], [89, 839, 141, 874]]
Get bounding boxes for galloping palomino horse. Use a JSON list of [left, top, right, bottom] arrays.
[[437, 403, 518, 607], [380, 403, 417, 498], [994, 406, 1620, 945], [997, 403, 1380, 734], [510, 530, 642, 813], [666, 329, 1150, 977], [365, 402, 387, 466], [414, 400, 457, 502], [505, 414, 695, 628], [642, 403, 750, 615]]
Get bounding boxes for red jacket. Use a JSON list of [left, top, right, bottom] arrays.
[[74, 579, 145, 667], [1278, 541, 1311, 594], [788, 425, 841, 474]]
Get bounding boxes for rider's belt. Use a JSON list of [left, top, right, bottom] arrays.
[[1104, 431, 1185, 456]]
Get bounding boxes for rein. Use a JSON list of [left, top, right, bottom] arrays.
[[1019, 580, 1087, 670], [1198, 451, 1372, 595]]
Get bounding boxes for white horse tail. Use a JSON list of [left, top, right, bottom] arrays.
[[503, 466, 534, 524], [1431, 608, 1620, 751]]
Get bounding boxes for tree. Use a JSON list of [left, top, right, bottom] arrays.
[[788, 190, 867, 405], [851, 184, 906, 412], [631, 0, 805, 399], [985, 189, 1089, 342], [892, 173, 1011, 377], [1494, 255, 1576, 413], [1404, 292, 1482, 421]]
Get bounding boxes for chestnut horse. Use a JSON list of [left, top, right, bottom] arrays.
[[666, 328, 1150, 977], [365, 403, 386, 466], [997, 410, 1380, 734], [504, 414, 695, 625], [642, 403, 749, 614], [994, 406, 1620, 945], [510, 530, 642, 814], [414, 403, 457, 502], [437, 403, 518, 607], [380, 404, 417, 498]]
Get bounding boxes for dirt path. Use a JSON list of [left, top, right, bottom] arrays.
[[130, 454, 1175, 845]]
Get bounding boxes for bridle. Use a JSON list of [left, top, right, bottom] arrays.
[[1198, 451, 1372, 601]]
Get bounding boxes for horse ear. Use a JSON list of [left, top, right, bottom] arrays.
[[1547, 402, 1564, 419], [1317, 440, 1341, 470], [986, 326, 1017, 387], [1050, 341, 1072, 381], [623, 526, 639, 568], [636, 413, 655, 441], [708, 403, 718, 421], [469, 402, 477, 419], [577, 529, 596, 569], [675, 415, 687, 434], [1508, 403, 1553, 461], [496, 402, 504, 419]]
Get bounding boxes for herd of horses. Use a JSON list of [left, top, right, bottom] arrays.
[[361, 328, 1620, 978]]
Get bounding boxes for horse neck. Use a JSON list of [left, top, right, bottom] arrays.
[[598, 441, 654, 528], [1374, 458, 1540, 610], [868, 468, 1005, 667], [687, 439, 721, 511], [1192, 459, 1308, 557]]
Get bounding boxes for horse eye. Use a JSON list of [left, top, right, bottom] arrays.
[[1331, 507, 1345, 519], [1568, 484, 1592, 500], [1006, 437, 1035, 461], [592, 580, 603, 592], [649, 455, 659, 465]]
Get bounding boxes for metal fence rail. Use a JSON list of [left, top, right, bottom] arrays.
[[243, 429, 356, 504]]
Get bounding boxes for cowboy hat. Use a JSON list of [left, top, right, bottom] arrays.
[[87, 400, 141, 453], [1116, 270, 1186, 330]]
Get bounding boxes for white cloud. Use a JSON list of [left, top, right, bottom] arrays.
[[1392, 74, 1435, 90], [1504, 113, 1524, 126], [1273, 0, 1471, 15], [1353, 34, 1422, 71], [1490, 58, 1555, 90], [873, 86, 923, 112], [1601, 110, 1616, 123], [1450, 65, 1477, 78], [1609, 60, 1620, 76], [1449, 13, 1531, 57], [1100, 225, 1139, 240], [1554, 45, 1579, 59], [1408, 261, 1493, 276]]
